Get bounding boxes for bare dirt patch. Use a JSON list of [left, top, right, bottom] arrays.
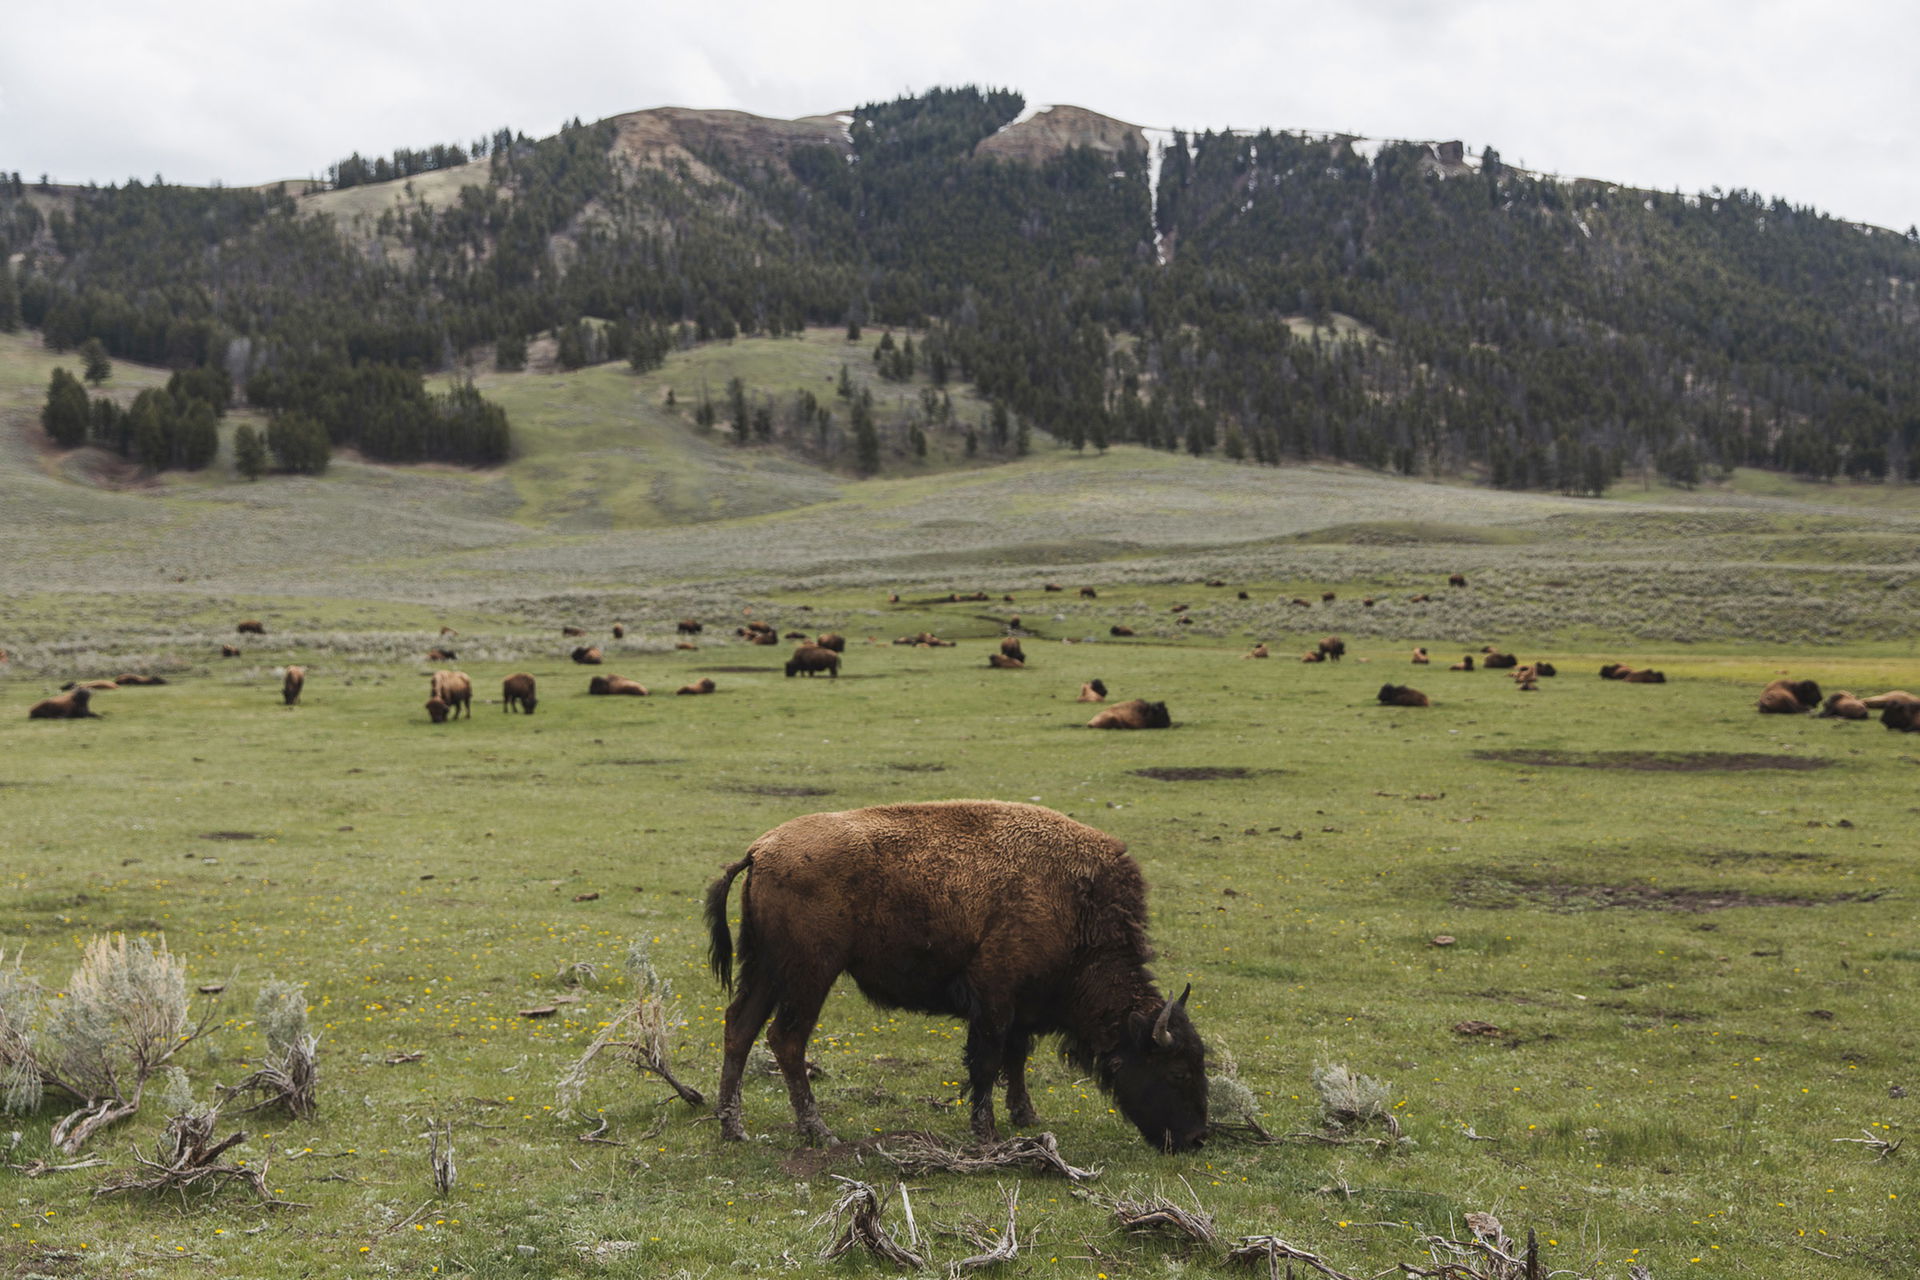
[[200, 830, 261, 840], [724, 784, 834, 798], [1473, 749, 1831, 772], [1131, 766, 1276, 782], [778, 1129, 937, 1180], [882, 762, 948, 773], [1454, 873, 1880, 912], [591, 758, 685, 767]]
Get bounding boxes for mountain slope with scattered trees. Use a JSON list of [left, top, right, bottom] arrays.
[[4, 86, 1917, 491]]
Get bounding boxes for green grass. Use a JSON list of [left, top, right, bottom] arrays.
[[0, 613, 1914, 1279]]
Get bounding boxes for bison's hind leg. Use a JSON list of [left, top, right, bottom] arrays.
[[716, 982, 777, 1142], [768, 994, 836, 1145]]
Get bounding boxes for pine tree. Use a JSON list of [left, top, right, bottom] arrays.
[[852, 390, 880, 475], [234, 423, 267, 479], [268, 412, 331, 474], [495, 334, 527, 371], [40, 368, 90, 448], [79, 338, 112, 386]]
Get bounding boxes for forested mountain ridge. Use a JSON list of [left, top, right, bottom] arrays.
[[4, 86, 1917, 491]]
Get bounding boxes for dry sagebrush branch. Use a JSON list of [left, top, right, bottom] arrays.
[[815, 1176, 926, 1270], [1086, 1177, 1219, 1248], [875, 1130, 1100, 1182]]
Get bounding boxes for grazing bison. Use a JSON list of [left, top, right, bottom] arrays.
[[427, 648, 456, 661], [1043, 582, 1063, 592], [988, 653, 1025, 669], [786, 645, 841, 678], [1759, 679, 1821, 712], [1318, 636, 1346, 662], [706, 801, 1208, 1150], [1362, 597, 1376, 608], [1820, 692, 1869, 720], [430, 670, 472, 718], [1077, 678, 1108, 703], [28, 687, 99, 719], [571, 646, 604, 665], [1237, 591, 1249, 600], [677, 619, 704, 635], [1079, 587, 1098, 599], [1411, 647, 1430, 664], [1450, 655, 1475, 672], [236, 620, 266, 635], [1321, 592, 1336, 603], [1623, 669, 1667, 684], [999, 637, 1026, 663], [425, 696, 450, 724], [1087, 699, 1171, 730], [562, 626, 586, 638], [676, 677, 717, 696], [1109, 625, 1135, 637], [1481, 650, 1518, 670], [282, 665, 305, 706], [749, 631, 780, 646], [589, 674, 649, 696], [112, 674, 168, 686], [1407, 593, 1431, 603], [220, 644, 241, 658], [612, 624, 625, 639], [1377, 684, 1430, 708], [815, 633, 847, 652], [502, 672, 538, 714], [1448, 574, 1467, 588], [1243, 643, 1269, 659]]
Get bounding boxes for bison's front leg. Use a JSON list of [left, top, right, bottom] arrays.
[[1000, 1029, 1040, 1129], [964, 1018, 1010, 1143]]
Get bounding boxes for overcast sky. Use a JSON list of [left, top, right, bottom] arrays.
[[5, 1, 1915, 229]]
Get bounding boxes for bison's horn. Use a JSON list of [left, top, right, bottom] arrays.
[[1153, 985, 1190, 1047]]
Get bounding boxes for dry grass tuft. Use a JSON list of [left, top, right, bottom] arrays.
[[555, 941, 705, 1114], [875, 1130, 1100, 1182], [1087, 1177, 1218, 1247], [944, 1183, 1021, 1273], [218, 981, 318, 1120], [1226, 1233, 1364, 1279]]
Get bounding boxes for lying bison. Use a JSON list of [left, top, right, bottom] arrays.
[[999, 637, 1026, 663], [503, 672, 538, 714], [282, 665, 305, 706], [220, 644, 241, 658], [1623, 669, 1667, 684], [1076, 678, 1108, 703], [676, 677, 717, 695], [571, 646, 604, 665], [28, 687, 100, 719], [677, 619, 704, 635], [1411, 647, 1430, 664], [236, 620, 266, 635], [113, 674, 167, 686], [427, 648, 456, 661], [786, 645, 841, 678], [1243, 643, 1269, 659], [588, 674, 649, 696], [815, 633, 847, 653], [1450, 655, 1475, 672], [1109, 625, 1135, 637], [1481, 649, 1518, 670], [1820, 691, 1869, 720], [1088, 699, 1171, 729], [1377, 684, 1430, 707], [1882, 703, 1920, 732], [1759, 679, 1821, 713], [1448, 574, 1467, 588], [562, 626, 586, 638], [705, 801, 1208, 1150], [988, 653, 1025, 669]]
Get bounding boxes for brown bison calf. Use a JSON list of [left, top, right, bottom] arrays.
[[999, 636, 1026, 663], [430, 670, 473, 718], [1243, 643, 1269, 659], [786, 645, 841, 678], [503, 672, 538, 714], [815, 633, 846, 652], [988, 653, 1025, 669], [1076, 678, 1108, 703], [589, 674, 649, 696], [237, 620, 266, 635], [571, 646, 604, 665], [1300, 649, 1326, 663], [1377, 684, 1430, 708], [1820, 692, 1869, 720], [1759, 679, 1821, 712], [1411, 647, 1430, 664], [1450, 655, 1475, 671], [425, 697, 450, 724], [282, 665, 306, 706], [1318, 636, 1346, 661], [676, 677, 717, 696], [1087, 699, 1171, 729], [28, 687, 100, 719]]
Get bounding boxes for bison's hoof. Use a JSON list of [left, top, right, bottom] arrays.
[[719, 1118, 747, 1142], [1009, 1104, 1040, 1128], [801, 1122, 837, 1147]]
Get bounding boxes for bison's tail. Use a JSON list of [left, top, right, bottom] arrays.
[[704, 854, 754, 992]]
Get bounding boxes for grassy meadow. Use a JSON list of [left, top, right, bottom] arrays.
[[2, 331, 1918, 1278]]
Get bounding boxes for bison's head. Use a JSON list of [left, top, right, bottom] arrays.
[[521, 695, 538, 715], [1790, 679, 1823, 709], [1109, 985, 1208, 1153]]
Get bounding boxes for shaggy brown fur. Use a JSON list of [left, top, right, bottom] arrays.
[[1087, 699, 1171, 729], [1076, 679, 1108, 703], [1820, 692, 1869, 720], [62, 679, 119, 691], [1534, 661, 1558, 677], [1862, 690, 1920, 710], [1318, 636, 1345, 661], [815, 633, 847, 652], [1449, 574, 1467, 587], [677, 619, 704, 635], [1411, 647, 1430, 664], [1109, 625, 1135, 637], [786, 645, 841, 678], [282, 665, 305, 706], [676, 677, 717, 695], [1760, 679, 1822, 711], [1243, 643, 1269, 659], [612, 624, 625, 639], [1377, 684, 1430, 707], [1300, 650, 1326, 663], [783, 631, 809, 640], [502, 672, 538, 714], [1044, 583, 1063, 592], [425, 696, 450, 724], [430, 670, 472, 718], [1362, 597, 1376, 608], [28, 687, 100, 719], [112, 674, 168, 686], [427, 648, 456, 661], [1882, 703, 1920, 732], [705, 801, 1207, 1151], [999, 637, 1026, 663], [1321, 592, 1336, 603], [1598, 663, 1631, 679], [1623, 669, 1667, 684], [1170, 604, 1189, 613], [749, 631, 780, 646], [236, 620, 265, 635], [1481, 650, 1518, 669], [988, 653, 1025, 669], [1450, 655, 1475, 671], [1408, 593, 1431, 603], [1079, 587, 1098, 598], [589, 674, 649, 696], [562, 626, 586, 637], [220, 644, 240, 658], [571, 646, 604, 665], [675, 641, 698, 651]]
